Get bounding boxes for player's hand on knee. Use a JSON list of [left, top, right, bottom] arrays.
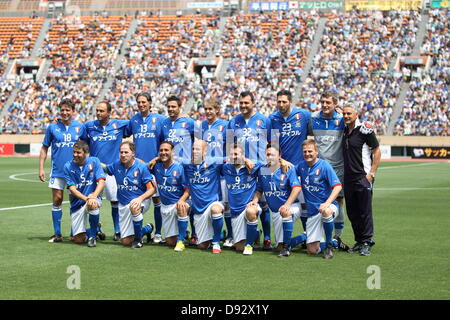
[[87, 198, 99, 210], [279, 204, 291, 217], [319, 203, 331, 215], [129, 198, 142, 215]]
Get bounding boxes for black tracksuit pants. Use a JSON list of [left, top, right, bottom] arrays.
[[344, 176, 374, 244]]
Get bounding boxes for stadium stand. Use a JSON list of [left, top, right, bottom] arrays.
[[297, 10, 422, 135], [394, 9, 449, 136], [0, 5, 447, 136]]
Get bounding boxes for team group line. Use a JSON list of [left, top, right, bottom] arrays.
[[39, 89, 381, 258]]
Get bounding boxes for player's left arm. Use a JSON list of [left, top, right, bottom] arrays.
[[318, 185, 342, 215], [365, 131, 381, 184], [279, 170, 301, 216], [367, 146, 381, 184], [319, 164, 342, 214], [129, 169, 156, 213]]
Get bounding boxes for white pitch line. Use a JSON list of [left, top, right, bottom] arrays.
[[379, 163, 438, 170], [9, 172, 42, 183], [0, 201, 69, 211]]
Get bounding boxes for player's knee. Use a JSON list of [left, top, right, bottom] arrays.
[[210, 204, 223, 215], [307, 243, 320, 255], [72, 232, 87, 244], [245, 210, 258, 222], [280, 211, 291, 219]]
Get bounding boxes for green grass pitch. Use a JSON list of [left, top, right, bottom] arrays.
[[0, 157, 449, 300]]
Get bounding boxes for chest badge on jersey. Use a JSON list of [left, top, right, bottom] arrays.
[[295, 114, 301, 128], [314, 169, 321, 184], [133, 170, 139, 184], [335, 120, 341, 127], [280, 174, 286, 189], [172, 170, 178, 184], [151, 117, 157, 130]]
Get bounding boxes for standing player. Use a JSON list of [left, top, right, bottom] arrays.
[[39, 98, 84, 243], [64, 140, 106, 247], [81, 101, 129, 241], [269, 89, 311, 239], [161, 95, 196, 242], [293, 139, 342, 259], [103, 142, 155, 248], [199, 98, 232, 247], [184, 140, 224, 253], [250, 144, 302, 257], [342, 105, 381, 256], [161, 95, 195, 164], [128, 92, 166, 244], [308, 91, 349, 250], [151, 141, 190, 252], [221, 143, 262, 255], [227, 91, 272, 250]]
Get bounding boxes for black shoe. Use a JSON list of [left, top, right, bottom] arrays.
[[368, 239, 376, 247], [348, 242, 363, 254], [301, 241, 307, 250], [277, 243, 291, 257], [145, 223, 154, 244], [359, 242, 372, 256], [335, 236, 350, 252], [323, 243, 333, 259], [96, 223, 106, 240], [113, 232, 121, 241], [131, 240, 143, 249]]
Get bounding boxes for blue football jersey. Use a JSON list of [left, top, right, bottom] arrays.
[[256, 166, 301, 213], [128, 112, 166, 162], [105, 160, 154, 206], [42, 120, 84, 178], [295, 159, 342, 217], [227, 112, 271, 163], [64, 156, 106, 213], [269, 108, 311, 165], [151, 162, 188, 206], [81, 119, 130, 163], [183, 158, 223, 214], [161, 117, 195, 164], [200, 118, 228, 158], [221, 162, 261, 217]]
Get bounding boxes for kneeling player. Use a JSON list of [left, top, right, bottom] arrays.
[[64, 141, 105, 247], [252, 145, 302, 257], [221, 144, 261, 255], [151, 141, 190, 252], [103, 142, 156, 248], [184, 140, 225, 253], [292, 139, 342, 259]]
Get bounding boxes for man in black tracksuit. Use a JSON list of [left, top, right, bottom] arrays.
[[342, 106, 381, 256]]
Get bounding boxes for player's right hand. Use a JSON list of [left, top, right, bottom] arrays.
[[38, 170, 46, 182]]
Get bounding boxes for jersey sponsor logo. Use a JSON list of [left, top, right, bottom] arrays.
[[190, 171, 210, 184], [55, 141, 75, 148], [92, 135, 117, 142], [316, 135, 338, 143], [303, 184, 320, 192], [134, 132, 156, 139], [158, 184, 180, 193], [264, 190, 288, 197]]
